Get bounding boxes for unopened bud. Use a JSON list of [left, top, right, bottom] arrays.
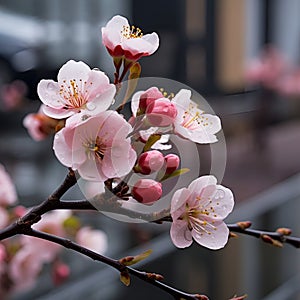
[[237, 221, 252, 230], [261, 234, 283, 248], [136, 150, 164, 175], [229, 232, 238, 239], [276, 227, 292, 236], [132, 179, 162, 205], [146, 272, 164, 281], [164, 154, 180, 174], [52, 262, 70, 286], [146, 99, 177, 127], [138, 87, 164, 113]]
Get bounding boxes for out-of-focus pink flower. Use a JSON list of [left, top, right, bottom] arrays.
[[8, 247, 44, 293], [170, 175, 234, 250], [0, 164, 17, 206], [145, 98, 177, 127], [0, 80, 27, 111], [76, 227, 108, 254], [132, 179, 162, 205], [23, 105, 62, 141], [22, 211, 71, 261], [135, 150, 164, 175], [102, 15, 159, 61], [172, 89, 221, 144], [12, 205, 27, 218], [277, 69, 300, 96], [38, 60, 115, 119], [52, 262, 70, 286], [245, 47, 288, 88], [164, 154, 180, 174], [0, 207, 9, 229], [53, 111, 137, 181]]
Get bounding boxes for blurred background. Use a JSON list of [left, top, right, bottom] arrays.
[[0, 0, 300, 299]]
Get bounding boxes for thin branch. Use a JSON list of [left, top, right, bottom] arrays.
[[227, 223, 300, 248], [0, 169, 77, 241], [24, 228, 208, 300]]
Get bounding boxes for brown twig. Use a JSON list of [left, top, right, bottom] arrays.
[[0, 170, 208, 300]]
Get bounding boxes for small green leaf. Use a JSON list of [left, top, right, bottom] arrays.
[[120, 271, 131, 286], [119, 249, 153, 266], [63, 216, 81, 234], [121, 62, 141, 106], [143, 134, 161, 152], [160, 168, 190, 182]]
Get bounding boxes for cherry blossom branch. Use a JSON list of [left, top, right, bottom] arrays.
[[53, 200, 300, 249], [0, 169, 77, 241], [0, 170, 208, 300], [227, 222, 300, 248], [22, 228, 208, 300]]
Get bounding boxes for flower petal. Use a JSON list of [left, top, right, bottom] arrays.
[[191, 221, 229, 250], [57, 60, 90, 83], [102, 15, 128, 50], [37, 80, 62, 108], [188, 175, 217, 194], [170, 220, 193, 248], [206, 185, 234, 219], [42, 105, 74, 119], [170, 188, 191, 220]]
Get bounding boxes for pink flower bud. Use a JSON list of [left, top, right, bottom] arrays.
[[132, 179, 162, 205], [164, 154, 180, 174], [146, 99, 177, 127], [52, 262, 70, 286], [136, 150, 164, 175], [138, 87, 164, 113]]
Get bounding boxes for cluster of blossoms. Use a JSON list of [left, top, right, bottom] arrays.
[[23, 15, 234, 252], [0, 164, 107, 297], [245, 45, 300, 97]]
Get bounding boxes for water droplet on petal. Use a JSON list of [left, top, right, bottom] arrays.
[[47, 82, 56, 90], [93, 68, 100, 71], [215, 189, 225, 199], [86, 103, 96, 111], [111, 98, 115, 105]]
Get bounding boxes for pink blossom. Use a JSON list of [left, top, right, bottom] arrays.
[[22, 211, 71, 261], [0, 80, 27, 111], [132, 179, 162, 205], [53, 111, 137, 181], [131, 87, 164, 117], [8, 247, 44, 293], [102, 15, 159, 61], [38, 60, 115, 119], [76, 227, 108, 253], [0, 164, 17, 206], [172, 89, 221, 144], [23, 105, 61, 141], [277, 69, 300, 96], [52, 262, 70, 285], [170, 175, 234, 249], [145, 98, 177, 127], [135, 150, 164, 175], [164, 154, 180, 174], [245, 47, 288, 88], [0, 207, 9, 229]]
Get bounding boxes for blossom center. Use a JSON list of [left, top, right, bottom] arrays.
[[60, 79, 93, 109], [121, 25, 143, 39], [180, 196, 218, 235], [83, 137, 106, 161], [181, 104, 209, 130]]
